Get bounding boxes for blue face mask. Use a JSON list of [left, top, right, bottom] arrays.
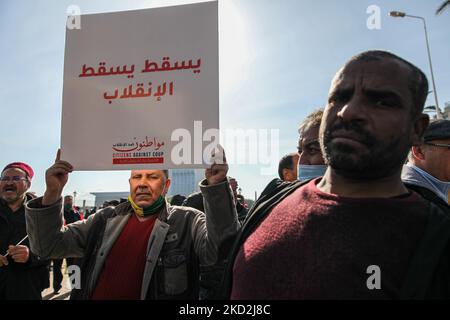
[[424, 175, 450, 204], [411, 166, 450, 204], [297, 164, 327, 182]]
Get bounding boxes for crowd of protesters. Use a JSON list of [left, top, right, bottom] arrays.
[[1, 50, 449, 300]]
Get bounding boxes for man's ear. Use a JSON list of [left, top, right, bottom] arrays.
[[411, 113, 429, 146], [411, 145, 426, 161], [163, 179, 171, 195], [282, 168, 289, 181]]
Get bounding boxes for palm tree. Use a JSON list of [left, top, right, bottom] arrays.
[[436, 0, 450, 15]]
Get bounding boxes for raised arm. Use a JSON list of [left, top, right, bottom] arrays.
[[191, 147, 240, 265], [25, 150, 94, 259]]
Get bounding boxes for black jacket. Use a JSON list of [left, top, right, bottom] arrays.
[[64, 207, 81, 225], [0, 193, 50, 300], [184, 191, 248, 224]]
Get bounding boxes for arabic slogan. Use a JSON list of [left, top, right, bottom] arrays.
[[112, 136, 166, 165], [79, 57, 202, 104], [60, 1, 218, 170]]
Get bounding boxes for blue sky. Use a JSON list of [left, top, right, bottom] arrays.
[[1, 0, 449, 205]]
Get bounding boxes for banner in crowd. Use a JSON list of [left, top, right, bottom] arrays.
[[61, 1, 219, 170]]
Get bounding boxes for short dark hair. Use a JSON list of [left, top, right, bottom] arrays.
[[278, 153, 297, 179], [345, 50, 429, 117]]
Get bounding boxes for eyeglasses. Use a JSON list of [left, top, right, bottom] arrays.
[[425, 142, 450, 150], [0, 176, 28, 182]]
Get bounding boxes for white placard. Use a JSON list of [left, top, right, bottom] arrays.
[[61, 1, 219, 170]]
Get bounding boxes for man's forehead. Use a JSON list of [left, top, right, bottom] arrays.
[[332, 58, 412, 90], [130, 169, 164, 175], [1, 168, 27, 176], [299, 126, 320, 145]]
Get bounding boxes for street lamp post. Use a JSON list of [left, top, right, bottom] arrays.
[[389, 11, 443, 119]]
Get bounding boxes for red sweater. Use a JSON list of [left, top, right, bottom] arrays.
[[92, 214, 157, 300], [231, 179, 428, 299]]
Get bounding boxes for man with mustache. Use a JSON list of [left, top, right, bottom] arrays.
[[260, 109, 327, 199], [25, 150, 239, 299], [297, 108, 327, 182], [221, 50, 450, 299], [0, 162, 49, 299]]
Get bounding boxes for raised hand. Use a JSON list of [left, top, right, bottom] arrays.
[[205, 145, 229, 185], [42, 149, 74, 206]]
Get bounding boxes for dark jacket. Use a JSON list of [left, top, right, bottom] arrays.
[[184, 191, 248, 224], [25, 179, 239, 300], [0, 193, 50, 300], [219, 178, 450, 299], [182, 188, 245, 300], [64, 207, 82, 225]]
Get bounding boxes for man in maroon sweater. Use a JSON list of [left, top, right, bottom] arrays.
[[26, 149, 239, 299], [227, 50, 450, 299]]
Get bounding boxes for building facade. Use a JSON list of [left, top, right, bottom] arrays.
[[90, 191, 129, 208], [167, 169, 204, 197]]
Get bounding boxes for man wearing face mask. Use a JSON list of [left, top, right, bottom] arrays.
[[297, 108, 327, 181], [220, 50, 450, 299], [402, 119, 450, 206], [25, 149, 239, 300], [262, 110, 327, 197]]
